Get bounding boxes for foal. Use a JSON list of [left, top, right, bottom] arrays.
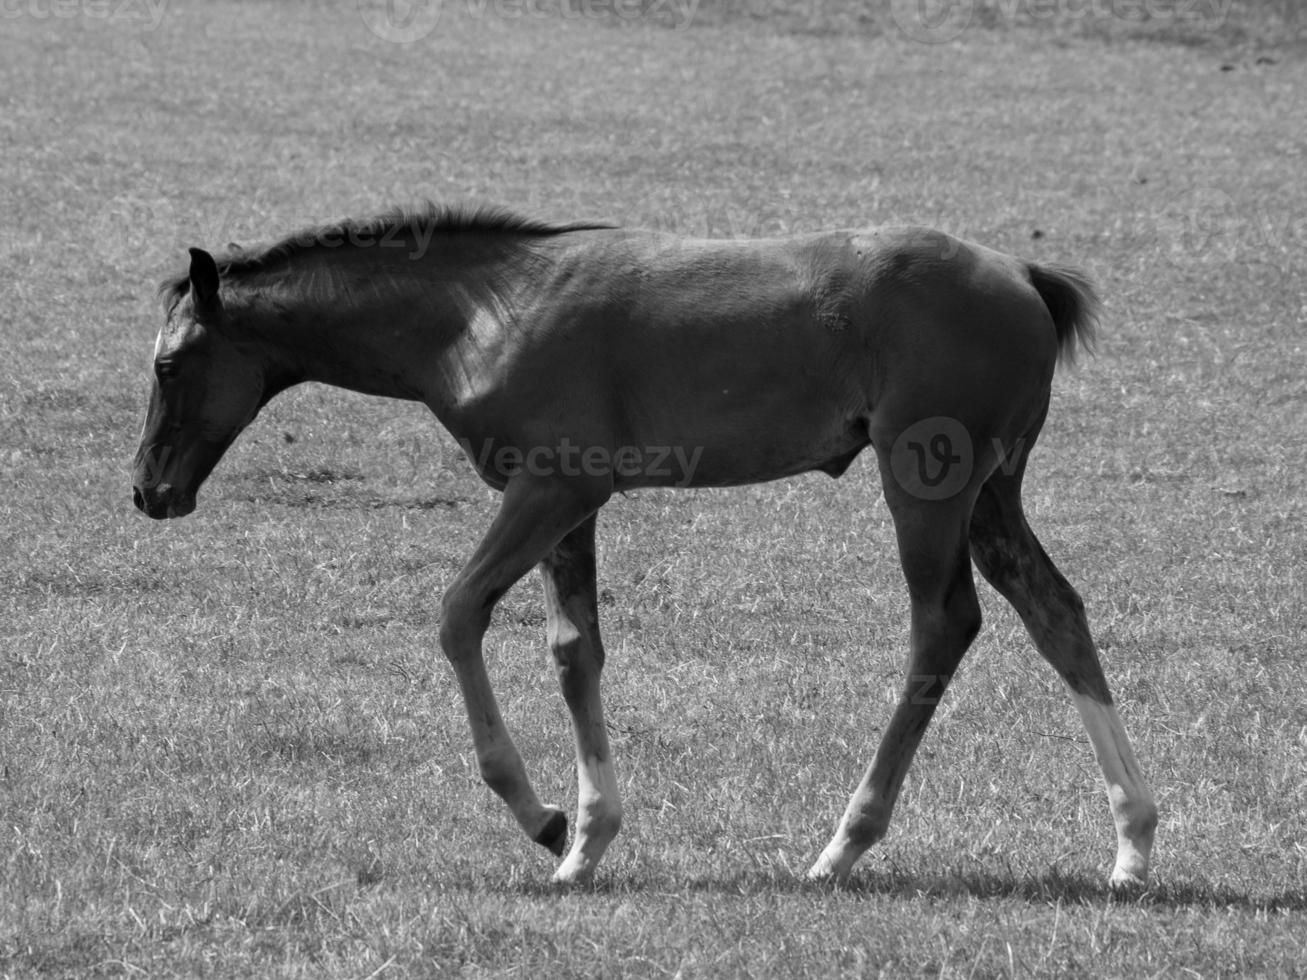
[[133, 204, 1157, 888]]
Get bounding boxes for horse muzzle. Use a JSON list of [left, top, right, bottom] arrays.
[[133, 482, 196, 519]]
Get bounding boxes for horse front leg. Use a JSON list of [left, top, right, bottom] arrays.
[[438, 475, 608, 861], [540, 513, 623, 884]]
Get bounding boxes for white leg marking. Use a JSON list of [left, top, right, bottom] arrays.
[[1071, 693, 1157, 889], [806, 773, 895, 883], [806, 703, 920, 883], [540, 521, 623, 885], [553, 751, 622, 884], [808, 831, 870, 883]]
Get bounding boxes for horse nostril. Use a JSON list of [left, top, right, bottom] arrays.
[[133, 487, 146, 512]]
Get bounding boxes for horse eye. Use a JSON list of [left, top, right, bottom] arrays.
[[155, 359, 179, 380]]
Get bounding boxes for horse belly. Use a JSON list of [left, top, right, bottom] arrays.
[[614, 365, 868, 489]]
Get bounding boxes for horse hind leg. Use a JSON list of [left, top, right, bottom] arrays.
[[969, 458, 1157, 890], [539, 513, 623, 884], [809, 458, 983, 882]]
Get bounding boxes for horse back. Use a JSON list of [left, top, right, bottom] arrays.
[[446, 227, 1063, 489]]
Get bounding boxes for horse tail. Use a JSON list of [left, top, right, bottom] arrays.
[[1026, 262, 1100, 366]]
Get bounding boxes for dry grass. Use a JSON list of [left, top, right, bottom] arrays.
[[2, 1, 1306, 976]]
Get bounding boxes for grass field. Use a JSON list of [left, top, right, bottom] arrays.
[[3, 0, 1307, 976]]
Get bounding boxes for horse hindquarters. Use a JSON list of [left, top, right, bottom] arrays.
[[814, 247, 1153, 888]]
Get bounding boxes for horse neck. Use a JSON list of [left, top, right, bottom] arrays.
[[235, 243, 512, 406]]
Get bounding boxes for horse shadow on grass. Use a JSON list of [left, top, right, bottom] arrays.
[[518, 867, 1307, 912]]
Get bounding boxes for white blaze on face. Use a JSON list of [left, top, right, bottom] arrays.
[[143, 313, 199, 438], [140, 326, 170, 443]]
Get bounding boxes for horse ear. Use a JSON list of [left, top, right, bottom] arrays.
[[187, 247, 221, 311]]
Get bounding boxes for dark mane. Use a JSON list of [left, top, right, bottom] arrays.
[[159, 202, 614, 311]]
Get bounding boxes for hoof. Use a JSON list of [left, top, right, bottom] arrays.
[[1109, 868, 1148, 895], [533, 810, 568, 857], [551, 861, 596, 888], [806, 852, 850, 885]]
